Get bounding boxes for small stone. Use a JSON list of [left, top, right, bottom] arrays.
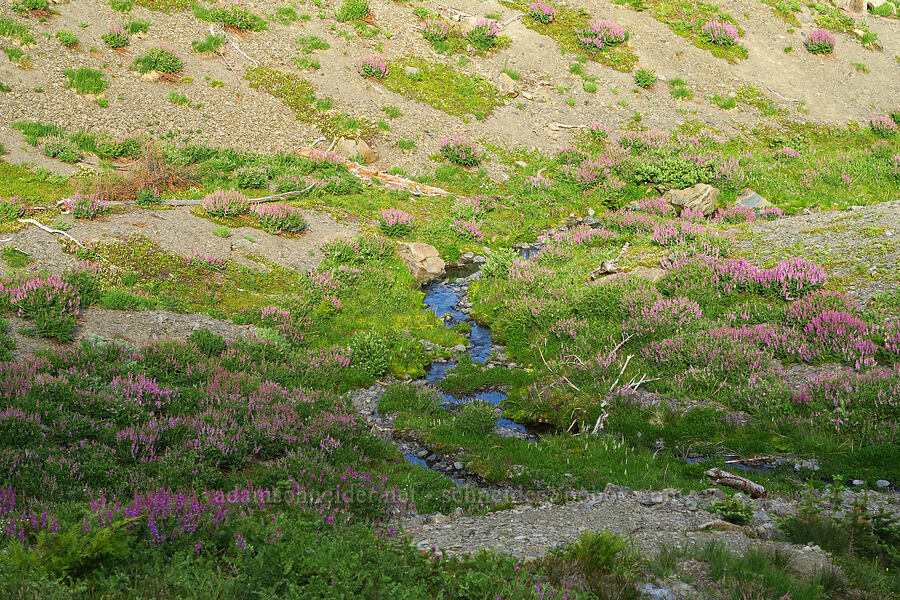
[[452, 344, 467, 353], [404, 65, 420, 77], [496, 72, 519, 97], [426, 454, 437, 462], [453, 461, 464, 471], [639, 493, 664, 507], [851, 479, 865, 486], [736, 188, 773, 210], [876, 479, 890, 488]]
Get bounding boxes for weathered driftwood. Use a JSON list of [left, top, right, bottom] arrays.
[[589, 242, 629, 280], [295, 148, 454, 196], [17, 218, 86, 248], [705, 467, 767, 498], [161, 184, 318, 206]]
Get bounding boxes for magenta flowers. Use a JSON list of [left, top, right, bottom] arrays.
[[440, 136, 481, 166], [528, 2, 556, 24], [356, 55, 388, 78], [252, 203, 307, 234], [804, 28, 835, 54], [870, 115, 898, 138], [202, 190, 248, 217], [576, 19, 627, 54], [379, 208, 414, 237], [700, 20, 739, 46], [420, 18, 448, 42], [66, 192, 110, 220]]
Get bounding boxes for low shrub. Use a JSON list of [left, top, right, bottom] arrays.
[[135, 186, 161, 206], [379, 208, 414, 237], [350, 329, 391, 378], [708, 496, 754, 525], [55, 30, 79, 47], [251, 203, 307, 234], [700, 20, 739, 46], [356, 55, 388, 78], [804, 28, 835, 54], [202, 0, 266, 31], [633, 68, 656, 88], [131, 47, 183, 74], [467, 18, 499, 50], [188, 327, 226, 356], [576, 19, 627, 54], [439, 135, 481, 166], [419, 18, 448, 42], [0, 197, 25, 221], [870, 115, 898, 137], [528, 1, 555, 24], [192, 34, 225, 54], [202, 189, 248, 217], [455, 400, 496, 435], [101, 24, 130, 48], [66, 192, 110, 219], [42, 138, 82, 163]]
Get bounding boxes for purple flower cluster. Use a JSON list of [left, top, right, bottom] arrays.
[[202, 190, 248, 217], [252, 203, 307, 234], [804, 28, 835, 54], [452, 218, 484, 241], [357, 55, 388, 78], [528, 2, 556, 24], [66, 192, 110, 220], [525, 173, 553, 190], [420, 18, 449, 42], [870, 115, 898, 137], [185, 250, 227, 271], [631, 196, 675, 217], [379, 208, 414, 237], [773, 146, 801, 160], [440, 135, 481, 166], [576, 19, 627, 53], [102, 23, 130, 48], [628, 297, 703, 335], [712, 204, 756, 224], [0, 275, 81, 320], [700, 20, 739, 46], [618, 129, 668, 151]]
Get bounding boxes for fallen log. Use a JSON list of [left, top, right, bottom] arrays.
[[705, 467, 767, 498], [588, 242, 629, 280]]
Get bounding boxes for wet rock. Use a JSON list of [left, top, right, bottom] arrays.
[[452, 344, 467, 353], [851, 479, 865, 486], [397, 242, 446, 285], [736, 188, 773, 210], [663, 183, 719, 216]]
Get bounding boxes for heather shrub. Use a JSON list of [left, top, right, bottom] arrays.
[[379, 208, 414, 237], [576, 19, 627, 54], [419, 18, 448, 42], [0, 275, 81, 341], [356, 55, 388, 78], [135, 186, 161, 206], [233, 166, 268, 188], [528, 2, 556, 24], [588, 121, 609, 142], [335, 0, 369, 22], [699, 20, 739, 46], [101, 24, 130, 48], [378, 383, 442, 415], [891, 107, 900, 126], [804, 28, 835, 54], [202, 190, 248, 217], [870, 115, 898, 137], [439, 136, 481, 166], [66, 192, 110, 219], [633, 68, 656, 88], [467, 18, 499, 50], [708, 497, 753, 525], [132, 47, 184, 74], [251, 203, 307, 234]]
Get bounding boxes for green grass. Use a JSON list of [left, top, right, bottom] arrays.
[[64, 67, 108, 95], [0, 17, 36, 46], [380, 56, 504, 120], [245, 66, 378, 140], [191, 34, 225, 54], [335, 0, 368, 21], [296, 34, 329, 54], [504, 0, 638, 72], [710, 93, 736, 109], [397, 139, 416, 151], [55, 30, 78, 47], [0, 161, 70, 204], [632, 0, 750, 62]]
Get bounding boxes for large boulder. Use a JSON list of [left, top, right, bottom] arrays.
[[333, 137, 378, 165], [663, 183, 719, 216], [397, 242, 445, 285]]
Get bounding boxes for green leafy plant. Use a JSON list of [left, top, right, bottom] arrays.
[[708, 496, 754, 525], [335, 0, 368, 22], [633, 68, 656, 88], [55, 30, 78, 47], [191, 34, 225, 54], [131, 47, 184, 74]]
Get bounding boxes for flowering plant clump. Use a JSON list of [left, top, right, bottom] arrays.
[[356, 55, 388, 78], [439, 136, 481, 166], [101, 24, 130, 48], [760, 206, 785, 220], [631, 196, 675, 217], [0, 196, 25, 221], [890, 154, 900, 179], [588, 121, 609, 142], [0, 275, 81, 340], [700, 20, 739, 47], [773, 147, 801, 160], [525, 173, 552, 190], [66, 192, 110, 219], [576, 19, 627, 54], [528, 2, 556, 24], [467, 18, 499, 49], [135, 186, 161, 206], [804, 28, 835, 54], [420, 18, 449, 42], [618, 129, 668, 151], [712, 204, 756, 224], [452, 218, 483, 241], [252, 203, 307, 234], [185, 250, 227, 271], [869, 115, 898, 138], [379, 208, 414, 237], [202, 190, 248, 217]]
